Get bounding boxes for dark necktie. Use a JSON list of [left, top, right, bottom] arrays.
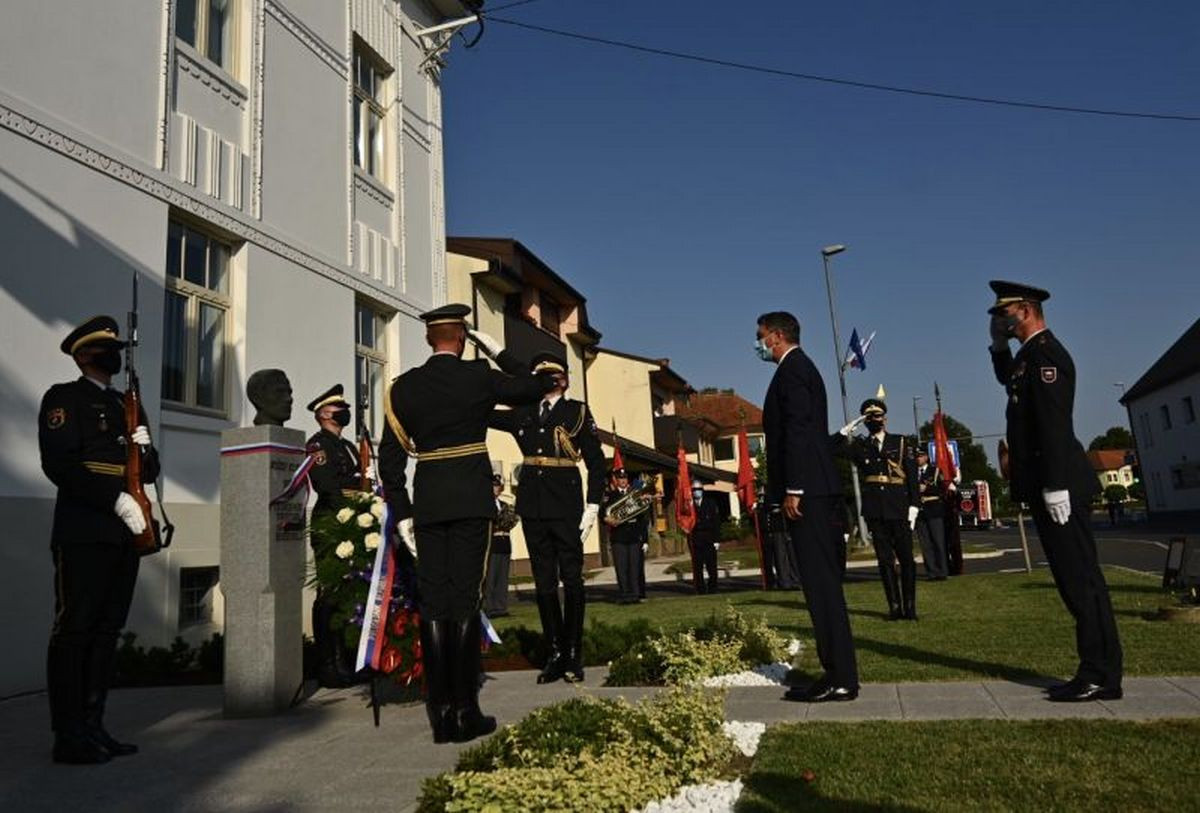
[[540, 400, 551, 424]]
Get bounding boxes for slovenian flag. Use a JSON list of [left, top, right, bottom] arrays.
[[845, 329, 874, 371]]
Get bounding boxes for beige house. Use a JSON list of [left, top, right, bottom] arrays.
[[678, 389, 765, 517], [1087, 449, 1137, 493]]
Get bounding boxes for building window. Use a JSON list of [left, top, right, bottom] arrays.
[[539, 291, 560, 337], [747, 434, 764, 457], [353, 40, 390, 180], [714, 437, 736, 461], [1183, 396, 1196, 424], [162, 220, 232, 413], [179, 566, 220, 627], [355, 302, 389, 440], [176, 0, 235, 71], [1140, 413, 1154, 448], [1160, 404, 1172, 431]]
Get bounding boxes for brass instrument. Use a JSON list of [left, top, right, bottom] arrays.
[[604, 482, 656, 525], [495, 498, 519, 533]]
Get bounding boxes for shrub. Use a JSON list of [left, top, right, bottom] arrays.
[[697, 605, 791, 667], [486, 618, 656, 669], [113, 632, 223, 687]]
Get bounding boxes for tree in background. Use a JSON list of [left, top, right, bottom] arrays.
[[919, 413, 1010, 514], [1088, 426, 1134, 451]]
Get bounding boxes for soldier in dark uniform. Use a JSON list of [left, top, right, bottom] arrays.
[[689, 484, 723, 594], [914, 448, 948, 580], [38, 316, 161, 764], [988, 280, 1122, 702], [484, 474, 518, 617], [377, 306, 555, 742], [488, 353, 606, 684], [304, 384, 365, 687], [602, 467, 650, 604], [833, 399, 921, 620]]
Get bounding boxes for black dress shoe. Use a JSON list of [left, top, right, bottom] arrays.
[[803, 684, 859, 703], [53, 731, 111, 765], [88, 726, 138, 756], [1047, 682, 1122, 703], [1045, 677, 1082, 698]]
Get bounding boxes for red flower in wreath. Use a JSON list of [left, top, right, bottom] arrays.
[[390, 611, 409, 637], [380, 645, 402, 674]]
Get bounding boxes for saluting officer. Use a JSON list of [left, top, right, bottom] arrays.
[[377, 305, 555, 743], [988, 280, 1122, 702], [833, 399, 921, 620], [38, 316, 160, 764], [488, 352, 606, 685], [304, 384, 365, 688], [914, 448, 948, 580]]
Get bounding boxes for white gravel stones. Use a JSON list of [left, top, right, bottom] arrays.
[[702, 662, 790, 687], [639, 780, 744, 813], [722, 720, 766, 757]]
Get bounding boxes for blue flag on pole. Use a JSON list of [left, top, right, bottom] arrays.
[[848, 328, 867, 371]]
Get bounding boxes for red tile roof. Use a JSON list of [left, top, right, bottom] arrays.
[[1087, 449, 1133, 472], [679, 390, 763, 433]]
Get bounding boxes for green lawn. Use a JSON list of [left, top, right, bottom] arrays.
[[494, 568, 1199, 682], [738, 719, 1200, 812], [663, 543, 995, 574]]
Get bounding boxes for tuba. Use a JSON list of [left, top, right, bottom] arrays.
[[605, 482, 656, 525]]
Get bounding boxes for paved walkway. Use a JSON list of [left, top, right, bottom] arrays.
[[2, 671, 1198, 812]]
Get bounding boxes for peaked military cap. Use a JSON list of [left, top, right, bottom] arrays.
[[419, 303, 471, 326], [859, 398, 887, 416], [611, 466, 628, 477], [61, 315, 126, 355], [987, 280, 1050, 315], [306, 384, 350, 413], [530, 352, 567, 375]]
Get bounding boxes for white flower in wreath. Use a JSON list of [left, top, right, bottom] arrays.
[[369, 501, 385, 520], [356, 513, 375, 529], [364, 532, 381, 551], [336, 507, 355, 524], [335, 540, 355, 559]]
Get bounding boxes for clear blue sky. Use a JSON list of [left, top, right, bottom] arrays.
[[441, 1, 1200, 457]]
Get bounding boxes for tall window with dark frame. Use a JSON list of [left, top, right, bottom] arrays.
[[1183, 396, 1196, 425], [162, 220, 232, 413], [179, 566, 220, 628], [355, 302, 389, 441], [175, 0, 235, 71], [353, 41, 390, 180]]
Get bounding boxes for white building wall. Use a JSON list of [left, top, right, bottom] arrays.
[[1128, 373, 1200, 515], [0, 0, 457, 695]]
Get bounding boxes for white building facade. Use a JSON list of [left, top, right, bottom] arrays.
[[0, 0, 476, 695]]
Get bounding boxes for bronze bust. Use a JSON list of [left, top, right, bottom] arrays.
[[247, 369, 293, 427]]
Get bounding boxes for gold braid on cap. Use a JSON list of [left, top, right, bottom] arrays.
[[382, 381, 418, 456]]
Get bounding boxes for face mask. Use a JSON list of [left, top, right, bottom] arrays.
[[1001, 312, 1021, 337], [692, 491, 703, 502], [865, 420, 884, 434], [332, 409, 351, 427], [754, 337, 773, 362], [95, 348, 122, 375]]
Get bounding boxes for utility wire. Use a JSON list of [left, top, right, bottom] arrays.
[[484, 0, 545, 13], [488, 16, 1200, 122]]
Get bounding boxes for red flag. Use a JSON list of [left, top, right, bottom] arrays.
[[933, 410, 956, 484], [611, 421, 625, 471], [736, 429, 755, 510], [674, 444, 696, 534]]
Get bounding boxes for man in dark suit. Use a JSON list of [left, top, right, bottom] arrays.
[[758, 311, 859, 702], [378, 305, 556, 742], [602, 467, 650, 604], [832, 399, 921, 620], [488, 353, 606, 684], [39, 316, 161, 763], [914, 448, 948, 580], [688, 484, 723, 594], [988, 280, 1122, 702]]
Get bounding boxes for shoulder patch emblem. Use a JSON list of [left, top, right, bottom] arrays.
[[1040, 367, 1058, 384], [46, 408, 66, 430], [313, 450, 327, 466]]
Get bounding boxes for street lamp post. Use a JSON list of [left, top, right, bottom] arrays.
[[822, 244, 870, 546]]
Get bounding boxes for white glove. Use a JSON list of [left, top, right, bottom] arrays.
[[467, 329, 503, 358], [839, 415, 867, 437], [114, 492, 147, 535], [1043, 489, 1071, 525], [398, 518, 417, 557], [714, 543, 720, 552], [642, 543, 648, 554], [365, 463, 377, 483], [907, 505, 919, 530], [579, 503, 600, 541], [130, 425, 151, 447]]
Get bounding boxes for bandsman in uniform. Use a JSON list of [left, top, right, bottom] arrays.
[[833, 399, 921, 620], [38, 316, 160, 763], [602, 467, 650, 604], [914, 448, 948, 580], [484, 473, 519, 617], [488, 352, 606, 684], [988, 280, 1122, 701], [304, 384, 366, 687], [377, 305, 555, 742]]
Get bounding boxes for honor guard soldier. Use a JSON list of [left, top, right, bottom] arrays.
[[833, 399, 921, 620], [914, 448, 948, 580], [377, 305, 555, 743], [988, 280, 1123, 701], [488, 352, 606, 684], [38, 316, 160, 764], [305, 384, 365, 688], [602, 467, 650, 604], [484, 474, 519, 617], [689, 484, 723, 594]]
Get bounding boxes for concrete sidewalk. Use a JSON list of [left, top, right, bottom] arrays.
[[2, 671, 1198, 812]]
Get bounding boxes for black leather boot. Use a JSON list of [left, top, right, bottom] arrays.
[[534, 592, 565, 685], [48, 640, 108, 765], [880, 566, 902, 620], [420, 619, 456, 743], [561, 587, 586, 683], [451, 616, 496, 743], [84, 637, 137, 756], [314, 597, 354, 688], [901, 566, 918, 621]]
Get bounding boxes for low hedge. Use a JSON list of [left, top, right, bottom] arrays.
[[484, 617, 656, 670]]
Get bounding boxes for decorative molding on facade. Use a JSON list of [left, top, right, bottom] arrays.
[[430, 78, 446, 306], [354, 169, 394, 207], [155, 0, 176, 171], [264, 0, 349, 78], [250, 0, 267, 217], [355, 221, 398, 288], [393, 11, 407, 296], [176, 42, 249, 110], [352, 0, 398, 67], [0, 93, 426, 319]]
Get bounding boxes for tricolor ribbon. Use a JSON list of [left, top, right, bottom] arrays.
[[357, 490, 398, 672], [268, 454, 317, 506]]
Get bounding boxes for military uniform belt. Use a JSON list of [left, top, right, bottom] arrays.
[[865, 475, 907, 485], [83, 461, 125, 477], [417, 442, 489, 462], [921, 494, 942, 502], [341, 489, 366, 497], [523, 456, 577, 468]]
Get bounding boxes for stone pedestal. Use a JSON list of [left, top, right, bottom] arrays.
[[219, 425, 307, 717]]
